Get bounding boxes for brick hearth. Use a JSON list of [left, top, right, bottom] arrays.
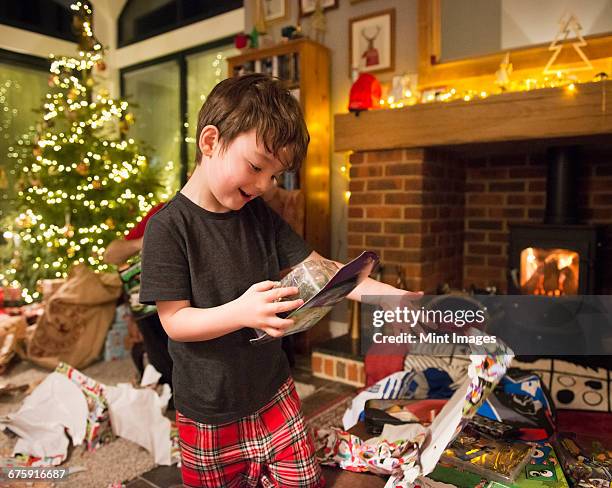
[[347, 146, 612, 294]]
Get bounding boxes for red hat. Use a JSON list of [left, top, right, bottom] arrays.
[[348, 73, 382, 112]]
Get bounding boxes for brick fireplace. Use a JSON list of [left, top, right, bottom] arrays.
[[314, 82, 612, 387], [346, 145, 612, 294]]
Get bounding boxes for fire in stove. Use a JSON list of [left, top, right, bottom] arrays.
[[520, 247, 579, 296]]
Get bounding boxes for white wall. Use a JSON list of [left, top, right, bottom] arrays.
[[0, 24, 76, 59], [113, 8, 244, 69], [501, 0, 612, 49]]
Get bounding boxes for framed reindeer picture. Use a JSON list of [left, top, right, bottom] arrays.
[[349, 9, 395, 77]]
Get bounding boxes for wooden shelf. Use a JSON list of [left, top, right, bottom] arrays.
[[228, 39, 331, 258], [334, 81, 612, 152]]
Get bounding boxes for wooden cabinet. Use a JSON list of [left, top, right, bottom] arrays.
[[228, 39, 331, 257]]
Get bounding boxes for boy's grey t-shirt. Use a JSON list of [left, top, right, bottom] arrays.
[[139, 191, 312, 424]]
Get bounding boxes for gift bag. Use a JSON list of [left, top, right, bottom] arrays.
[[26, 264, 122, 369], [0, 315, 27, 373]]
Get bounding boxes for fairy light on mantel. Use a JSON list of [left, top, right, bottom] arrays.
[[379, 70, 606, 110], [3, 0, 165, 302]]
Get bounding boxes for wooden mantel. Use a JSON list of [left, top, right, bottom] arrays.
[[334, 81, 611, 152]]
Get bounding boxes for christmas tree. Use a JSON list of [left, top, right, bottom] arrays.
[[1, 1, 163, 302]]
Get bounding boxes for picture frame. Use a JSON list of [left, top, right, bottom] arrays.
[[299, 0, 338, 17], [263, 0, 288, 23], [349, 9, 395, 77]]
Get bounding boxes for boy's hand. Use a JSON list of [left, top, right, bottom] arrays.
[[237, 281, 304, 338]]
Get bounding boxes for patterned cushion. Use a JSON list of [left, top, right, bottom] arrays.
[[511, 358, 611, 412]]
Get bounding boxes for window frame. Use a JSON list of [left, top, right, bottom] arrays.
[[119, 36, 236, 187], [0, 48, 50, 239], [0, 1, 79, 44], [0, 47, 50, 72], [118, 0, 243, 48]]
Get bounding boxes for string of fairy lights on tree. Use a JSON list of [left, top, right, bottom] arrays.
[[1, 1, 163, 302]]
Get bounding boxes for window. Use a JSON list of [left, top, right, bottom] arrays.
[[0, 49, 49, 224], [186, 44, 239, 174], [120, 39, 238, 193], [118, 0, 243, 47], [0, 0, 77, 43], [123, 60, 182, 194]]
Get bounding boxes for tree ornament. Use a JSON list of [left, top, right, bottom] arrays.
[[96, 60, 106, 72], [67, 247, 76, 258], [0, 167, 7, 189], [86, 77, 95, 87], [495, 52, 513, 90], [119, 119, 129, 134], [105, 217, 115, 229], [33, 146, 42, 158], [76, 162, 89, 176], [124, 112, 135, 125], [544, 13, 593, 75], [11, 256, 23, 271], [311, 0, 327, 44], [64, 225, 74, 238], [68, 88, 79, 101], [99, 88, 110, 98], [92, 180, 102, 190], [17, 214, 32, 228]]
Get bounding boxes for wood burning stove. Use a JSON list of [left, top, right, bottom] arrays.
[[508, 147, 602, 295]]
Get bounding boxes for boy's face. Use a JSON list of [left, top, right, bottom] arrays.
[[203, 129, 287, 212]]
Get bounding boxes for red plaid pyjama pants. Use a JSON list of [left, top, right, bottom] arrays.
[[176, 376, 325, 487]]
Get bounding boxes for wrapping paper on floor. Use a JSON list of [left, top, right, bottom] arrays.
[[56, 362, 114, 451], [105, 383, 172, 465], [0, 362, 173, 467], [317, 329, 514, 487], [0, 372, 87, 463]]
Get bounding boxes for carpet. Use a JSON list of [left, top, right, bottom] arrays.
[[1, 358, 156, 488], [304, 392, 354, 432], [0, 359, 340, 487], [295, 381, 316, 399]]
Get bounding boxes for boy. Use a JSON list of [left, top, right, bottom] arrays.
[[140, 74, 416, 487]]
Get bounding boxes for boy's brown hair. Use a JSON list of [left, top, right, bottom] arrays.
[[194, 73, 309, 172]]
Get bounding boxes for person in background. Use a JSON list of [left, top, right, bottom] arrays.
[[104, 202, 173, 389]]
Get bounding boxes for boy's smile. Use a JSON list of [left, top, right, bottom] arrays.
[[183, 128, 288, 213]]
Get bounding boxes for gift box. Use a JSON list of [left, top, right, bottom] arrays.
[[104, 304, 130, 362], [1, 286, 22, 306]]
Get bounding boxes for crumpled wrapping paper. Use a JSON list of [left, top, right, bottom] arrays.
[[105, 383, 172, 465], [0, 372, 88, 463], [316, 330, 514, 487], [0, 362, 173, 467]]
